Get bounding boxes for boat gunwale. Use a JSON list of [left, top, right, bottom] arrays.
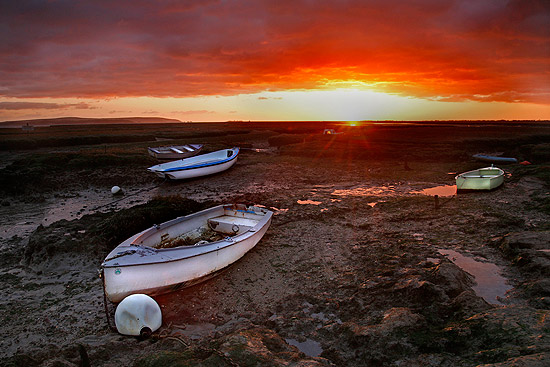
[[147, 148, 239, 173], [454, 167, 504, 181], [101, 204, 272, 268], [472, 154, 518, 164], [148, 144, 203, 154]]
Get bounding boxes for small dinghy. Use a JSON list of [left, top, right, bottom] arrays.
[[147, 147, 239, 180], [472, 154, 517, 164], [455, 166, 505, 191], [148, 144, 203, 160], [101, 204, 273, 303]]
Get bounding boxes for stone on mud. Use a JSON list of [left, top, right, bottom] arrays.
[[496, 231, 550, 275], [450, 290, 492, 317], [477, 352, 550, 367], [217, 327, 332, 366], [430, 260, 476, 298]]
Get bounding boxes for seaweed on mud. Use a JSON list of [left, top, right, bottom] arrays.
[[24, 195, 215, 264], [0, 152, 153, 195], [133, 350, 197, 367], [155, 228, 225, 249]]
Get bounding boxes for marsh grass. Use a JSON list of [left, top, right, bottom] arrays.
[[0, 123, 253, 150]]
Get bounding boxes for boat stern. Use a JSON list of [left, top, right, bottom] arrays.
[[147, 166, 168, 179]]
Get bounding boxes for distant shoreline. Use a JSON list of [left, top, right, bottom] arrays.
[[0, 116, 183, 128], [1, 116, 549, 128]]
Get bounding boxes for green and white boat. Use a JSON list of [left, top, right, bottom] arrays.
[[455, 166, 504, 191]]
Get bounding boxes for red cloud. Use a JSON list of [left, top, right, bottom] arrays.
[[0, 0, 548, 104]]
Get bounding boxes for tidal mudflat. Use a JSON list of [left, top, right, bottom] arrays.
[[1, 120, 549, 366]]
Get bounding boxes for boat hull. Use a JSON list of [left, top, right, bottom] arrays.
[[147, 148, 239, 180], [455, 166, 504, 191], [101, 204, 272, 303], [472, 154, 517, 164], [148, 144, 203, 160]]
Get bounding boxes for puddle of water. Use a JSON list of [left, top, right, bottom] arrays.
[[270, 207, 289, 215], [297, 199, 322, 205], [285, 338, 323, 357], [331, 186, 396, 197], [411, 185, 457, 197], [330, 184, 457, 199], [439, 249, 512, 305]]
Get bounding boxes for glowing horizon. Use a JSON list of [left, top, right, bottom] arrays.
[[1, 1, 549, 122]]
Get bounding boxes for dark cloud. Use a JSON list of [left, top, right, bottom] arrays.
[[0, 0, 548, 104], [0, 101, 93, 110]]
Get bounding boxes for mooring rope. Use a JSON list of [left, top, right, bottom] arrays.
[[99, 269, 117, 332]]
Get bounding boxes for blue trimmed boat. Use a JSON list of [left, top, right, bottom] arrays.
[[147, 147, 239, 180], [473, 154, 517, 164]]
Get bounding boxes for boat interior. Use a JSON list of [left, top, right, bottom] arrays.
[[462, 168, 502, 178], [154, 213, 260, 249], [207, 215, 257, 235]]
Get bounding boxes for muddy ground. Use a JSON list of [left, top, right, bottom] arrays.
[[1, 121, 550, 366]]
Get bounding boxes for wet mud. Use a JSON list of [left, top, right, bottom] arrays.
[[1, 121, 550, 366]]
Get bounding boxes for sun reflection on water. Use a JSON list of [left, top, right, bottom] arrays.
[[411, 185, 457, 197]]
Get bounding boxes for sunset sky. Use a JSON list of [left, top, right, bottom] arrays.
[[1, 0, 549, 122]]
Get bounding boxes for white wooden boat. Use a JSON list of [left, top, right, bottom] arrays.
[[455, 166, 505, 191], [147, 147, 239, 180], [148, 144, 203, 160], [101, 204, 273, 303]]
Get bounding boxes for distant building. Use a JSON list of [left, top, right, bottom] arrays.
[[21, 123, 34, 132], [323, 128, 343, 135]]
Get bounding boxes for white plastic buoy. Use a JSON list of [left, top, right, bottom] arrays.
[[111, 186, 122, 195], [114, 294, 162, 337]]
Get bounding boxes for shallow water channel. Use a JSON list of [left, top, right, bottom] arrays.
[[439, 249, 513, 305]]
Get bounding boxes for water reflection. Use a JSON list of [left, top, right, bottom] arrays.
[[331, 186, 396, 197], [285, 338, 323, 357], [330, 184, 457, 198], [439, 249, 512, 305], [297, 200, 322, 205], [411, 185, 457, 197]]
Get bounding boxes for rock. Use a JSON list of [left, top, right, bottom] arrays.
[[441, 305, 550, 365], [430, 261, 476, 298], [218, 327, 332, 366], [498, 231, 550, 252], [450, 290, 492, 317], [521, 279, 550, 298], [477, 352, 550, 367], [394, 275, 449, 303], [340, 308, 425, 365], [344, 307, 425, 338], [496, 231, 550, 275], [381, 307, 425, 331]]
